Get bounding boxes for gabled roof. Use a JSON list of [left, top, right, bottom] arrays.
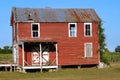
[[11, 7, 101, 24]]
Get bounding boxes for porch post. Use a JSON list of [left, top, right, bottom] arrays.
[[55, 43, 58, 69], [22, 42, 25, 69], [39, 43, 42, 72]]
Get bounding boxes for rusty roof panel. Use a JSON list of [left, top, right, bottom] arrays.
[[13, 8, 101, 22]]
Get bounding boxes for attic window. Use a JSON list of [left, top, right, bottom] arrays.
[[28, 13, 33, 20], [31, 23, 40, 38]]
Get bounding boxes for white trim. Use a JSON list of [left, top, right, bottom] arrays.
[[22, 43, 25, 67], [17, 22, 19, 42], [13, 44, 18, 64], [13, 24, 15, 41], [39, 43, 42, 66], [23, 66, 58, 69], [40, 43, 42, 72], [31, 23, 40, 38], [16, 44, 19, 65], [55, 44, 58, 67], [68, 23, 77, 37], [84, 23, 92, 37], [84, 42, 93, 57]]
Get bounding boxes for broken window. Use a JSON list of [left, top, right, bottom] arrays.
[[69, 23, 77, 37]]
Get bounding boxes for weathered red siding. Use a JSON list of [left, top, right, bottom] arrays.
[[17, 22, 99, 66]]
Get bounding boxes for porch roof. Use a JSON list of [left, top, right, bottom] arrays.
[[19, 38, 57, 44]]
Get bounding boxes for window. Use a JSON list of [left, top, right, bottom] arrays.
[[84, 43, 93, 57], [84, 23, 92, 37], [69, 23, 77, 37], [31, 23, 40, 38]]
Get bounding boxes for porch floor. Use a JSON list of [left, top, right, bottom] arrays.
[[23, 65, 58, 69]]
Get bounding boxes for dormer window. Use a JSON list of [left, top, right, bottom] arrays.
[[31, 23, 40, 38], [28, 13, 33, 21]]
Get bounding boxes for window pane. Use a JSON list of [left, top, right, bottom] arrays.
[[70, 31, 76, 37], [33, 32, 38, 37], [69, 23, 76, 37], [70, 26, 75, 30], [70, 24, 75, 27], [86, 24, 90, 29], [32, 24, 39, 38], [85, 24, 91, 36], [86, 30, 90, 35], [32, 24, 38, 30]]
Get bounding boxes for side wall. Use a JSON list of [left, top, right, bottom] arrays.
[[17, 22, 99, 66]]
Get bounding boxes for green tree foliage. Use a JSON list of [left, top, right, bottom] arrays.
[[0, 46, 12, 54], [102, 49, 110, 65], [98, 22, 109, 64], [115, 45, 120, 52]]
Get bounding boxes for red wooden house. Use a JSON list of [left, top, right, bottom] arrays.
[[10, 7, 101, 71]]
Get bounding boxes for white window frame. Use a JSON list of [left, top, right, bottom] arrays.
[[84, 23, 92, 37], [84, 43, 93, 57], [68, 23, 77, 37], [31, 23, 40, 38]]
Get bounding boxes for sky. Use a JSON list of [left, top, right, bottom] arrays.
[[0, 0, 120, 51]]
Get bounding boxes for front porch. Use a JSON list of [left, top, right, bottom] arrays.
[[15, 39, 58, 72]]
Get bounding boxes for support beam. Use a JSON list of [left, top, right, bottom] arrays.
[[55, 44, 58, 69], [39, 43, 42, 72], [78, 65, 81, 69], [22, 43, 25, 69]]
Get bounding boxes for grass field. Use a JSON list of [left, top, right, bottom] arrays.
[[0, 53, 120, 80], [0, 53, 12, 63], [0, 64, 120, 80]]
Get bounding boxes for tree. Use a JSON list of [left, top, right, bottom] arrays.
[[0, 46, 12, 54], [98, 22, 109, 64], [115, 46, 120, 52]]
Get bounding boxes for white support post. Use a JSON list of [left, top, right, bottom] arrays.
[[55, 44, 58, 69], [39, 43, 42, 72], [22, 43, 25, 69]]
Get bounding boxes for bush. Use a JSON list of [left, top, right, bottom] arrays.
[[108, 52, 120, 62], [100, 49, 110, 65]]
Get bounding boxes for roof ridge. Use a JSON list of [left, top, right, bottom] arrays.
[[14, 7, 94, 10]]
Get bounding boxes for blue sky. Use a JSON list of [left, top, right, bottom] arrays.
[[0, 0, 119, 51]]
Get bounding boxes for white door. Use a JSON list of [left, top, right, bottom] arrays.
[[42, 52, 49, 65], [32, 52, 40, 65], [31, 45, 40, 65]]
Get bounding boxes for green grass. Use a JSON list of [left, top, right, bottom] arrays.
[[0, 53, 12, 63], [0, 53, 120, 80], [0, 64, 120, 80]]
